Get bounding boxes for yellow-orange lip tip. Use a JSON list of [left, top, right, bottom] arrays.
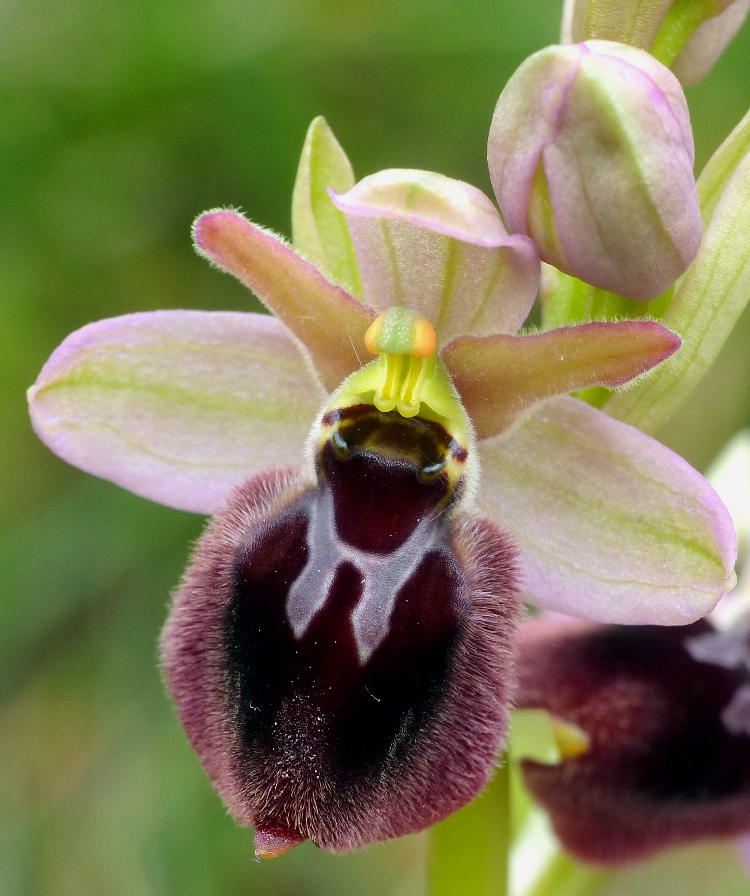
[[253, 827, 305, 860], [550, 715, 591, 760]]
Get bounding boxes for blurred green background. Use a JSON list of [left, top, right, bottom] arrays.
[[3, 2, 750, 894]]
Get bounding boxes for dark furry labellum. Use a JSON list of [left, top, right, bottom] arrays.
[[162, 407, 520, 855], [517, 619, 750, 865]]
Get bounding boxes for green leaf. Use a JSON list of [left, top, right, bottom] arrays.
[[291, 116, 363, 297], [427, 761, 511, 896], [509, 709, 563, 765], [698, 106, 750, 224], [540, 266, 672, 330]]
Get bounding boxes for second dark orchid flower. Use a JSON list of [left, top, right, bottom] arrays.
[[516, 432, 750, 867], [517, 615, 750, 865]]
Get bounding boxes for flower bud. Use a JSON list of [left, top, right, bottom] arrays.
[[561, 0, 750, 87], [488, 41, 702, 300], [672, 0, 750, 85]]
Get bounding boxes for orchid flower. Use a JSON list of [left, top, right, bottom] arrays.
[[516, 617, 750, 865], [515, 433, 750, 867], [27, 120, 735, 856]]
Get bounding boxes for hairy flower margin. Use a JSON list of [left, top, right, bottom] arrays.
[[27, 108, 738, 855]]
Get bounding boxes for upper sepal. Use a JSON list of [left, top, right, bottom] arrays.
[[331, 169, 540, 343]]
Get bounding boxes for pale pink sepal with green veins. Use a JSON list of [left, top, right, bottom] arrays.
[[488, 40, 701, 300], [193, 209, 375, 392], [478, 396, 736, 624], [606, 107, 750, 432], [442, 320, 681, 439], [27, 311, 325, 514], [330, 169, 540, 345]]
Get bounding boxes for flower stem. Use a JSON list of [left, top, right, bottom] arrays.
[[426, 757, 511, 896], [523, 850, 607, 896], [650, 0, 706, 69]]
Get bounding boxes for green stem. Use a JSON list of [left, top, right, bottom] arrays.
[[524, 850, 607, 896], [510, 805, 611, 896], [426, 758, 511, 896], [542, 271, 671, 331], [651, 0, 708, 69]]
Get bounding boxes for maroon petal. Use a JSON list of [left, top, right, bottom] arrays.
[[517, 619, 750, 864], [162, 414, 520, 853]]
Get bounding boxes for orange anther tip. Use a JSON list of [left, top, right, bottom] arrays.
[[364, 308, 437, 357], [412, 317, 437, 359], [364, 316, 383, 356]]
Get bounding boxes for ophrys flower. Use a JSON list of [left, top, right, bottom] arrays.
[[27, 123, 736, 855]]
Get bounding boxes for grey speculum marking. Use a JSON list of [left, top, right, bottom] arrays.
[[287, 406, 462, 664]]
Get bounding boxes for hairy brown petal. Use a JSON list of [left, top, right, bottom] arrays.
[[162, 463, 520, 853]]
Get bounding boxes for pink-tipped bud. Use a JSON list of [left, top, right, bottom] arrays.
[[489, 40, 702, 300]]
